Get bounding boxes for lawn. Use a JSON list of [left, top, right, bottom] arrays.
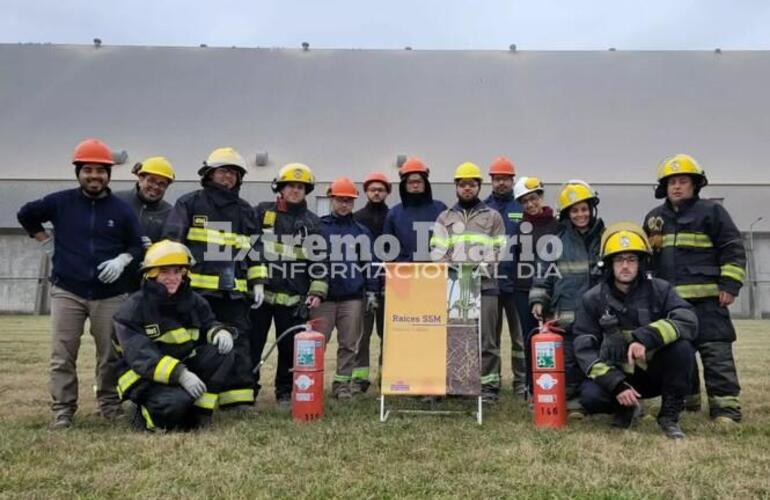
[[1, 316, 768, 499]]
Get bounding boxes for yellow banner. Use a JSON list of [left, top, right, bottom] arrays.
[[381, 263, 480, 396], [382, 263, 447, 395]]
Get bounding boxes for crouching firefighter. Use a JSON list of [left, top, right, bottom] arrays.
[[572, 222, 697, 439], [113, 241, 239, 431]]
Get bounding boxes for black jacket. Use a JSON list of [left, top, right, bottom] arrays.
[[573, 276, 697, 395], [114, 186, 172, 245], [644, 197, 746, 300], [162, 182, 265, 299], [354, 201, 389, 239], [113, 279, 230, 399], [255, 198, 329, 306]]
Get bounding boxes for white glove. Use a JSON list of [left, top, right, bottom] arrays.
[[40, 237, 54, 258], [141, 236, 152, 249], [251, 284, 264, 310], [178, 368, 207, 400], [97, 253, 133, 284], [213, 330, 234, 355], [366, 292, 378, 312]]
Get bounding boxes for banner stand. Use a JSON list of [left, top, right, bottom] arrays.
[[379, 395, 483, 425]]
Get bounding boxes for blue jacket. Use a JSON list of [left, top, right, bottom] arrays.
[[320, 212, 379, 300], [484, 192, 523, 293], [383, 200, 446, 262], [17, 188, 144, 299]]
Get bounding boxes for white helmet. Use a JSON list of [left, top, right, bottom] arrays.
[[513, 176, 544, 201]]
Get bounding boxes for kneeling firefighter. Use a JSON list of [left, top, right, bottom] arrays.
[[572, 222, 697, 438], [113, 241, 239, 431]]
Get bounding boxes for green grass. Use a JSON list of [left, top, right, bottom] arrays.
[[1, 316, 769, 499]]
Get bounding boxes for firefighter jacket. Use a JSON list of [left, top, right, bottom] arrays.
[[113, 278, 231, 403], [162, 181, 265, 298], [320, 212, 380, 300], [430, 200, 507, 294], [114, 186, 172, 245], [254, 198, 328, 307], [484, 191, 523, 294], [573, 276, 698, 395], [644, 197, 746, 300], [383, 180, 447, 262], [529, 218, 605, 326], [17, 187, 144, 300]]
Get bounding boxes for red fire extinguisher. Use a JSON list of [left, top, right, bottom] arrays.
[[292, 328, 325, 422], [531, 320, 567, 428]]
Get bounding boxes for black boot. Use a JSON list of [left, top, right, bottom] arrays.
[[612, 404, 641, 429], [658, 395, 686, 439]]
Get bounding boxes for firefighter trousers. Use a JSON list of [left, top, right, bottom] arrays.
[[205, 295, 255, 407], [496, 292, 526, 394], [580, 339, 694, 415], [250, 301, 305, 400], [480, 294, 501, 393], [129, 344, 235, 431], [353, 294, 384, 392], [686, 299, 741, 420]]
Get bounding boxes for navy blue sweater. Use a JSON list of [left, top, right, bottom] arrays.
[[18, 188, 144, 299], [320, 213, 379, 300], [484, 192, 523, 293]]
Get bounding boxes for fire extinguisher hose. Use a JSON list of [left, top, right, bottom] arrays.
[[252, 323, 310, 374]]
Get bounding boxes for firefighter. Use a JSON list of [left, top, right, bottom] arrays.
[[352, 171, 391, 392], [311, 177, 379, 399], [115, 156, 176, 292], [251, 163, 328, 408], [17, 138, 144, 429], [483, 157, 526, 398], [573, 222, 697, 439], [512, 176, 559, 397], [643, 154, 746, 423], [431, 162, 507, 403], [383, 158, 447, 262], [529, 180, 605, 415], [162, 147, 265, 409], [114, 240, 238, 431]]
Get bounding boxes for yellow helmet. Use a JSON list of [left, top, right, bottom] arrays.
[[557, 179, 599, 215], [142, 240, 194, 278], [600, 222, 652, 259], [272, 162, 315, 194], [655, 154, 708, 199], [198, 147, 247, 180], [453, 162, 483, 183], [132, 156, 175, 182]]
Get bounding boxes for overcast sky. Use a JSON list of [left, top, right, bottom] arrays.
[[2, 0, 770, 50]]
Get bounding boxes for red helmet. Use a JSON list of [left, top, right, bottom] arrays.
[[72, 138, 114, 166], [363, 171, 392, 193], [399, 157, 429, 177], [488, 156, 516, 176], [327, 177, 359, 198]]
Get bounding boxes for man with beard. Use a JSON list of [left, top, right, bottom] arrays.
[[383, 158, 447, 263], [115, 156, 176, 291], [573, 222, 696, 438], [18, 138, 144, 429], [352, 171, 391, 393], [483, 157, 526, 398], [431, 162, 506, 403], [162, 147, 265, 409]]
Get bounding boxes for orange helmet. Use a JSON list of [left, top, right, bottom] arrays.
[[399, 157, 429, 178], [489, 156, 516, 176], [72, 138, 114, 166], [363, 171, 392, 193], [327, 177, 359, 198]]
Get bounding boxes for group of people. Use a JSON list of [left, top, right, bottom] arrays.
[[17, 138, 746, 439]]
